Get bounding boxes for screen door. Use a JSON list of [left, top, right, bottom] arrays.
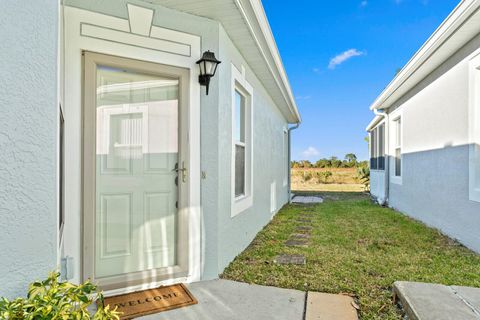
[[83, 52, 190, 290]]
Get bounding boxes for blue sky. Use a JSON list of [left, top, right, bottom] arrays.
[[262, 0, 459, 161]]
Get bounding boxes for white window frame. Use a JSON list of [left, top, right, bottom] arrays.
[[231, 64, 253, 217], [391, 114, 403, 185], [468, 53, 480, 202]]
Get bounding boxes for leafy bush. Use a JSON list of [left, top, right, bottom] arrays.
[[302, 171, 313, 183], [0, 272, 121, 319], [315, 171, 333, 184], [357, 166, 370, 191]]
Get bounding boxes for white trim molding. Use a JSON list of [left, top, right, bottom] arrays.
[[231, 64, 254, 217], [469, 52, 480, 202], [62, 5, 202, 291], [390, 111, 403, 185]]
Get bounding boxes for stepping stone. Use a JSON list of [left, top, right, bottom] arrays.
[[393, 281, 480, 320], [296, 226, 312, 231], [305, 292, 358, 320], [291, 196, 324, 204], [291, 233, 311, 239], [297, 219, 312, 223], [274, 254, 306, 265], [285, 239, 308, 247]]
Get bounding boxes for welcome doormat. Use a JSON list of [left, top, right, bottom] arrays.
[[104, 284, 197, 319]]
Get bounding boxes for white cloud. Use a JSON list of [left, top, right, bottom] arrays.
[[360, 1, 368, 7], [302, 146, 320, 159], [328, 49, 366, 70]]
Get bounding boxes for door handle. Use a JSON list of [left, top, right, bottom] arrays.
[[173, 162, 187, 183]]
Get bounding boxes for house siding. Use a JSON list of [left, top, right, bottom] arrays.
[[0, 1, 59, 298], [381, 33, 480, 253], [216, 25, 289, 273], [370, 170, 386, 203]]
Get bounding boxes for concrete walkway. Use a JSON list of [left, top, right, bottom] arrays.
[[393, 281, 480, 320], [140, 280, 358, 320]]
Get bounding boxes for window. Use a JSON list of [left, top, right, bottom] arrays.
[[378, 124, 385, 170], [370, 129, 377, 169], [394, 118, 402, 177], [231, 64, 253, 216], [234, 90, 246, 197], [369, 123, 385, 171]]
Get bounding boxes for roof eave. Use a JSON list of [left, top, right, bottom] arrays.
[[370, 0, 480, 111], [239, 0, 301, 123]]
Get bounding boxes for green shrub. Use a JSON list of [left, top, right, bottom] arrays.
[[357, 166, 370, 191], [302, 171, 313, 182], [0, 272, 121, 319], [315, 171, 333, 184]]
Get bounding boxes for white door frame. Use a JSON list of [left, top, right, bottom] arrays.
[[83, 51, 191, 291], [62, 5, 201, 295]]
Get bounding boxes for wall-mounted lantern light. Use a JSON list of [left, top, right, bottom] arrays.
[[196, 51, 221, 95]]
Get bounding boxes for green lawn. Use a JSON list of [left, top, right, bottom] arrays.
[[221, 192, 480, 319]]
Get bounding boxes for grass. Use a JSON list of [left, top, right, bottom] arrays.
[[221, 191, 480, 319]]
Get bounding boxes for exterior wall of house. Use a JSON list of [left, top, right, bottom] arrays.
[[216, 26, 290, 273], [62, 0, 290, 280], [0, 2, 59, 298], [64, 0, 222, 282], [382, 33, 480, 253], [370, 170, 386, 203]]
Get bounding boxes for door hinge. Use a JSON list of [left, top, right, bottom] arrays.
[[176, 201, 178, 209]]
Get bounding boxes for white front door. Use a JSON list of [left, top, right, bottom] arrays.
[[83, 52, 190, 290]]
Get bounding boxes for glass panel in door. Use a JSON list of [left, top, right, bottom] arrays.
[[95, 66, 179, 279]]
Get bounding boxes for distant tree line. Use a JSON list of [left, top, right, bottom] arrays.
[[291, 153, 368, 169]]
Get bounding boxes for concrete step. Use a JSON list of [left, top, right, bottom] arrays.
[[305, 292, 358, 320], [393, 281, 480, 320]]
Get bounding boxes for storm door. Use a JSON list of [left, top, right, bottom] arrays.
[[83, 52, 190, 290]]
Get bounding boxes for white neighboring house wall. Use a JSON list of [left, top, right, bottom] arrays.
[[367, 0, 480, 253]]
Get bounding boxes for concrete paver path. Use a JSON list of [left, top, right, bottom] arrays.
[[305, 292, 358, 320], [393, 281, 480, 320], [139, 280, 358, 319], [141, 280, 305, 320]]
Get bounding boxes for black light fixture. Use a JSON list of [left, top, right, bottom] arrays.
[[196, 50, 221, 95]]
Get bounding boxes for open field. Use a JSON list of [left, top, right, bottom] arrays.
[[222, 192, 480, 319], [291, 167, 365, 192]]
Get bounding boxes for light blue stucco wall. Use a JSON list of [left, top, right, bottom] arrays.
[[62, 0, 290, 279], [216, 26, 289, 273], [375, 33, 480, 253], [389, 147, 480, 252], [0, 1, 59, 298]]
